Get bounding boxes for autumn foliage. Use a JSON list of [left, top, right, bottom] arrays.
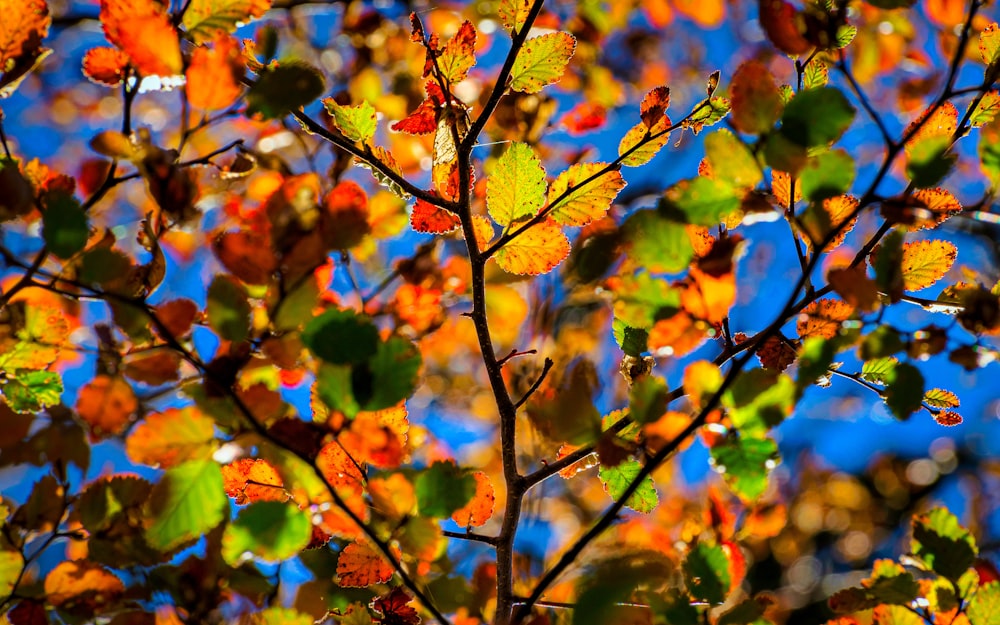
[[1, 0, 999, 625]]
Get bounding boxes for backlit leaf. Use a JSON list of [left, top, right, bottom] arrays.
[[222, 501, 312, 564], [207, 274, 251, 342], [146, 459, 228, 551], [884, 362, 924, 420], [411, 198, 461, 233], [980, 23, 1000, 65], [82, 46, 129, 86], [798, 149, 854, 201], [509, 32, 576, 94], [640, 86, 670, 128], [704, 128, 762, 189], [906, 188, 962, 231], [758, 0, 811, 55], [182, 0, 272, 44], [967, 581, 1000, 625], [324, 99, 378, 144], [0, 0, 49, 69], [222, 458, 286, 504], [116, 13, 183, 76], [487, 142, 547, 227], [598, 457, 658, 513], [628, 376, 669, 425], [337, 541, 394, 587], [969, 91, 1000, 128], [494, 219, 570, 275], [43, 560, 124, 610], [683, 543, 731, 605], [450, 471, 495, 528], [0, 550, 23, 598], [498, 0, 532, 33], [3, 370, 62, 414], [126, 407, 217, 467], [861, 357, 898, 384], [912, 507, 977, 581], [618, 119, 671, 167], [213, 230, 278, 285], [923, 388, 959, 409], [437, 21, 476, 84], [934, 411, 963, 426], [900, 240, 957, 291], [547, 163, 626, 226], [186, 35, 242, 111], [660, 176, 741, 226], [415, 461, 476, 518], [781, 87, 855, 148], [246, 62, 324, 120], [797, 298, 854, 340], [302, 309, 379, 365], [623, 209, 694, 273], [729, 60, 783, 135], [76, 375, 137, 439], [709, 435, 779, 502]]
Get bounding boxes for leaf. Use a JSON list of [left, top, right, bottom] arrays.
[[487, 142, 547, 226], [729, 60, 783, 135], [912, 507, 978, 582], [618, 119, 671, 167], [494, 219, 570, 275], [182, 0, 272, 44], [498, 0, 532, 33], [363, 336, 423, 411], [710, 435, 779, 502], [598, 457, 658, 513], [146, 459, 228, 551], [437, 20, 477, 84], [861, 357, 898, 384], [509, 32, 576, 94], [935, 411, 963, 426], [0, 0, 49, 69], [3, 370, 62, 414], [76, 375, 137, 439], [450, 471, 495, 528], [410, 198, 460, 233], [0, 550, 23, 598], [629, 376, 669, 424], [906, 187, 963, 231], [660, 177, 741, 226], [0, 304, 69, 370], [724, 369, 795, 437], [703, 128, 762, 189], [884, 362, 925, 420], [780, 87, 856, 148], [980, 23, 1000, 65], [222, 501, 312, 564], [302, 308, 379, 365], [900, 240, 956, 291], [222, 458, 286, 504], [415, 461, 476, 518], [116, 13, 183, 76], [252, 608, 315, 625], [246, 62, 324, 120], [213, 230, 278, 285], [337, 541, 395, 588], [797, 299, 854, 340], [906, 136, 956, 188], [923, 388, 959, 409], [683, 542, 732, 605], [640, 86, 671, 128], [798, 150, 855, 201], [207, 274, 251, 342], [43, 560, 124, 610], [324, 99, 378, 144], [186, 35, 242, 111], [126, 407, 217, 467], [969, 91, 1000, 128], [155, 298, 199, 339], [623, 209, 694, 273], [547, 163, 626, 226], [758, 0, 811, 55], [968, 581, 1000, 625], [82, 46, 129, 86]]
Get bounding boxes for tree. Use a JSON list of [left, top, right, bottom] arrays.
[[0, 0, 998, 623]]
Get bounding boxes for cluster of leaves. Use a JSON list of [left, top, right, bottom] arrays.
[[0, 0, 998, 624]]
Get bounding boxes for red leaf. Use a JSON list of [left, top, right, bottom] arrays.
[[410, 198, 461, 233], [371, 587, 421, 625], [640, 86, 671, 129], [82, 47, 130, 86], [560, 102, 607, 135], [758, 0, 812, 55], [392, 98, 438, 135]]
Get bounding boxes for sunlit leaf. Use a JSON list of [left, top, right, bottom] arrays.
[[498, 0, 532, 33], [0, 0, 49, 69], [76, 375, 137, 439], [623, 209, 693, 273], [0, 550, 23, 598], [437, 21, 477, 84], [923, 388, 959, 409], [967, 581, 1000, 625], [222, 458, 286, 504], [415, 461, 475, 518], [186, 35, 243, 111], [324, 99, 378, 144], [494, 219, 570, 275], [598, 457, 658, 513], [547, 163, 626, 226], [222, 501, 312, 564], [618, 119, 671, 167], [781, 87, 855, 148], [980, 23, 1000, 65], [487, 142, 547, 227], [43, 560, 124, 610], [302, 309, 379, 366], [337, 541, 395, 588], [900, 240, 957, 291], [410, 198, 460, 233], [182, 0, 272, 44], [125, 407, 217, 468], [3, 370, 62, 414], [703, 128, 762, 189], [450, 471, 495, 528], [729, 60, 783, 135], [246, 62, 324, 120], [146, 459, 228, 551], [509, 32, 576, 94], [912, 507, 977, 582], [797, 298, 853, 340], [82, 46, 130, 86], [640, 86, 671, 128], [710, 435, 779, 502], [661, 177, 741, 226], [683, 542, 731, 605], [207, 274, 251, 342], [758, 0, 811, 55], [798, 149, 854, 201], [117, 13, 183, 76]]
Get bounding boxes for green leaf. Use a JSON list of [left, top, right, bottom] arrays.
[[703, 129, 762, 189], [623, 210, 694, 274], [803, 59, 829, 90], [968, 582, 1000, 625], [146, 459, 228, 551], [509, 32, 576, 93], [683, 543, 731, 605], [907, 136, 957, 188], [415, 461, 476, 518], [273, 278, 319, 331], [547, 163, 626, 227], [651, 589, 702, 625], [207, 274, 251, 343], [780, 87, 856, 148], [912, 507, 978, 582], [710, 435, 779, 502], [616, 323, 649, 357], [613, 271, 681, 329], [487, 142, 547, 227], [867, 560, 921, 605], [796, 336, 836, 394], [182, 0, 271, 43], [222, 501, 312, 565], [968, 91, 1000, 128], [302, 309, 379, 365], [42, 195, 89, 259], [0, 550, 23, 597], [246, 62, 325, 120], [79, 248, 133, 286], [724, 369, 794, 437], [324, 99, 378, 144], [629, 376, 669, 424], [861, 356, 898, 384], [251, 608, 315, 625], [860, 326, 905, 360], [835, 24, 858, 48], [798, 149, 855, 201], [659, 177, 741, 226], [315, 363, 361, 418], [598, 458, 658, 513], [363, 336, 422, 410], [498, 0, 532, 33], [3, 370, 62, 413], [981, 117, 1000, 184], [884, 362, 924, 420]]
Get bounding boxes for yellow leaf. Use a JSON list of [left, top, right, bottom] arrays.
[[182, 0, 272, 44], [44, 561, 124, 610], [547, 162, 626, 227], [437, 20, 476, 84], [494, 219, 570, 275], [472, 214, 495, 251], [498, 0, 532, 33], [336, 541, 395, 588], [618, 119, 671, 167], [486, 142, 547, 227], [125, 407, 218, 467], [900, 239, 957, 291], [509, 32, 576, 94], [797, 298, 854, 340], [923, 388, 959, 409]]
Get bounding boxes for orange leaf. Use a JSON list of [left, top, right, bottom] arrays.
[[683, 266, 736, 324], [411, 198, 460, 234], [123, 348, 182, 385], [493, 219, 569, 275], [323, 181, 371, 250], [796, 298, 854, 340], [44, 561, 125, 611], [771, 170, 801, 208], [437, 20, 477, 84], [648, 312, 708, 358], [730, 60, 783, 135], [125, 407, 217, 467], [213, 230, 278, 285], [934, 411, 962, 426], [673, 0, 725, 28], [116, 13, 183, 76], [316, 441, 366, 490], [900, 239, 957, 291], [758, 0, 811, 55], [392, 284, 444, 334], [0, 0, 49, 69], [643, 411, 693, 453], [154, 298, 199, 339], [743, 503, 787, 539], [221, 458, 286, 504], [905, 102, 958, 150], [926, 0, 967, 27], [560, 102, 607, 135], [754, 335, 797, 372], [76, 375, 137, 439], [547, 163, 626, 227], [472, 214, 495, 251], [905, 188, 962, 231], [99, 0, 160, 46], [640, 86, 670, 129], [369, 473, 416, 519], [182, 0, 272, 44], [82, 47, 130, 86], [827, 264, 879, 312], [391, 97, 437, 135], [336, 541, 395, 587], [186, 35, 243, 111], [450, 472, 495, 528]]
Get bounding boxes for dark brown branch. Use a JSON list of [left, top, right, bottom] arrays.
[[443, 530, 500, 546]]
